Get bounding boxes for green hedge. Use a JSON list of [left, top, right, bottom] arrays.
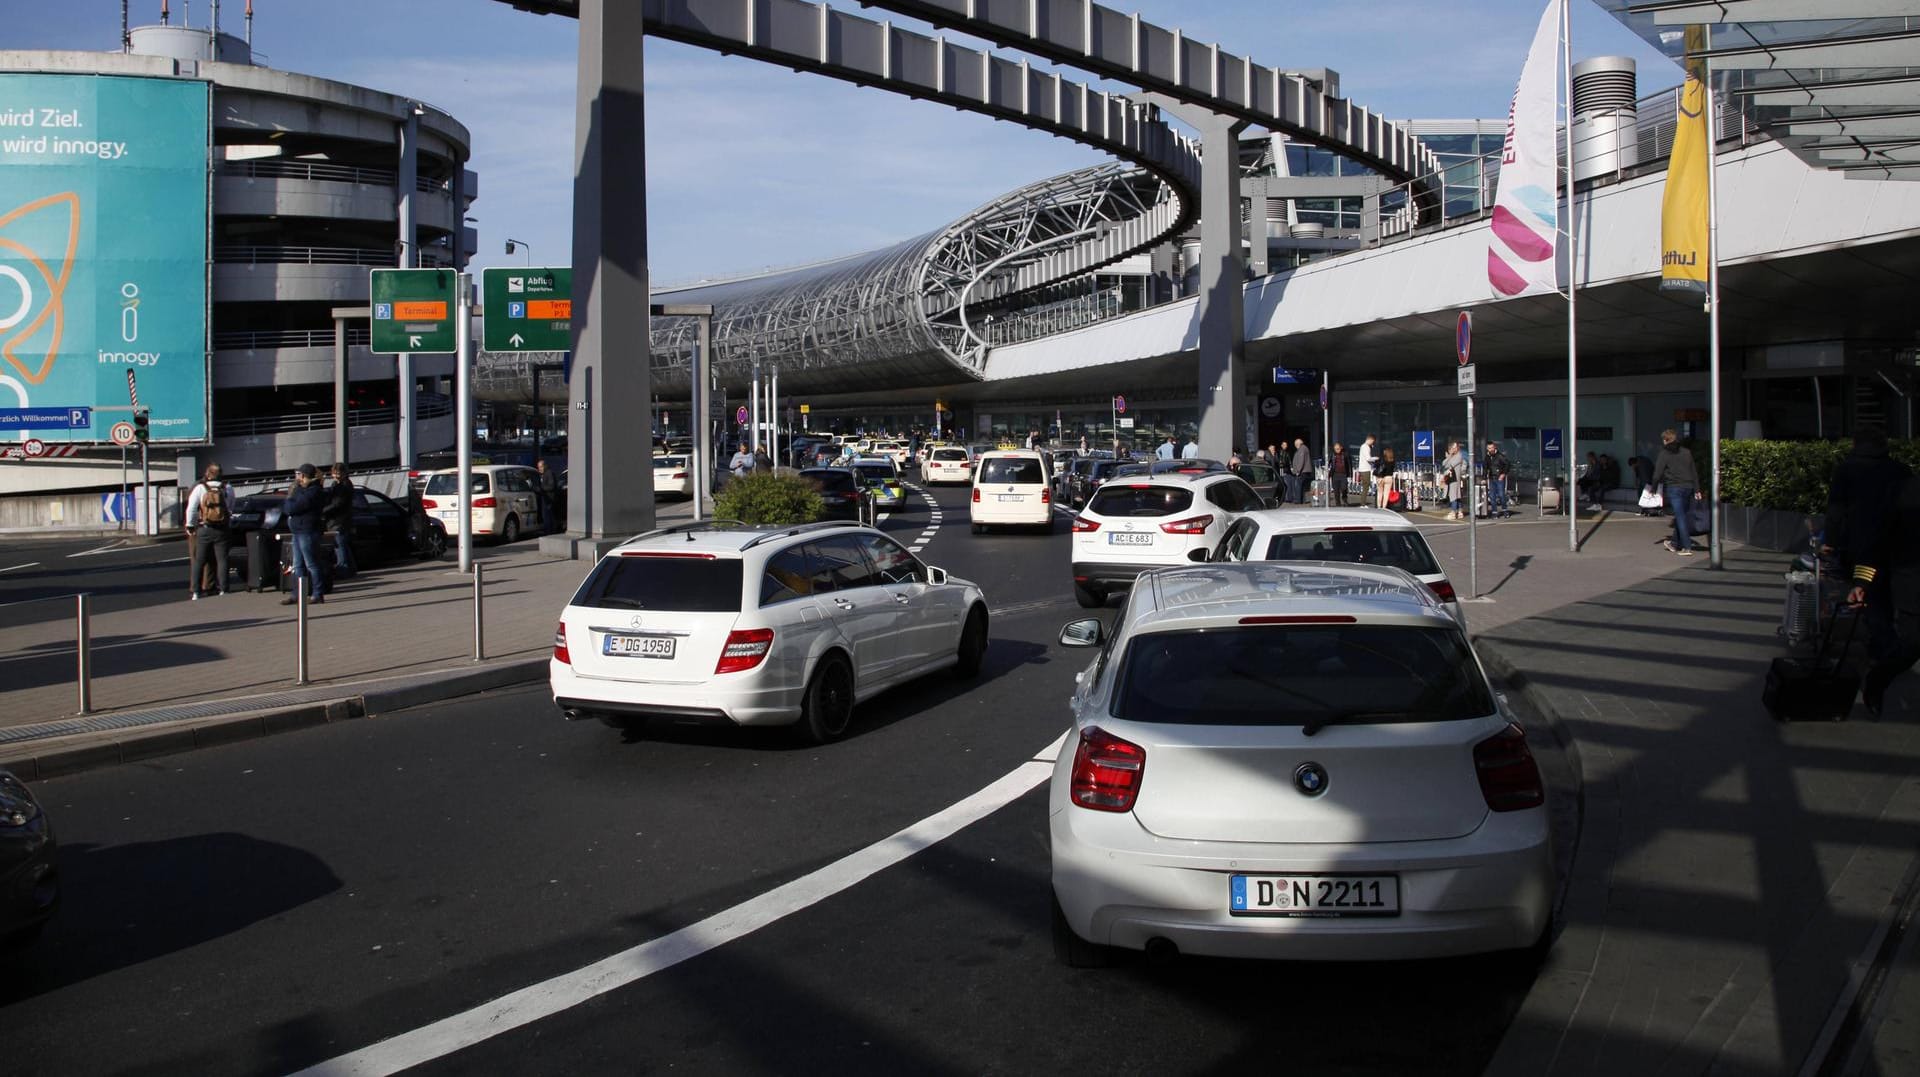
[[1718, 439, 1920, 514], [712, 471, 824, 526]]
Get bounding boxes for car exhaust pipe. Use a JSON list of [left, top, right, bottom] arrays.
[[1145, 936, 1179, 965], [562, 708, 590, 722]]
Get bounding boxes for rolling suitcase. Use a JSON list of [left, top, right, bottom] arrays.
[[1779, 569, 1820, 646], [1763, 610, 1861, 722], [244, 530, 279, 592]]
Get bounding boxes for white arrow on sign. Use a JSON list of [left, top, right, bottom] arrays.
[[409, 335, 423, 348], [508, 333, 526, 348]]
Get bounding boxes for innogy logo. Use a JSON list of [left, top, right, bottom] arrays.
[[0, 191, 81, 406]]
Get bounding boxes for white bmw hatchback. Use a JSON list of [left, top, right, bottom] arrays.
[[1048, 561, 1552, 966], [551, 520, 989, 743]]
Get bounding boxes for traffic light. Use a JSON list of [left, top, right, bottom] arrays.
[[133, 409, 149, 444]]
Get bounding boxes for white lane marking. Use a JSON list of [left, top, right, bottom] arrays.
[[68, 541, 137, 558], [292, 736, 1067, 1077], [908, 545, 926, 552], [0, 562, 42, 573]]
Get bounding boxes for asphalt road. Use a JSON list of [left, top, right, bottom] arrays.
[[0, 535, 195, 627], [1, 483, 1541, 1076]]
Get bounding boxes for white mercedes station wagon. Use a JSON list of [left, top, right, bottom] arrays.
[[552, 520, 989, 744], [1048, 561, 1552, 966]]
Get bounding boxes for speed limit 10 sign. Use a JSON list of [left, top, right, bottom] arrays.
[[111, 422, 137, 446]]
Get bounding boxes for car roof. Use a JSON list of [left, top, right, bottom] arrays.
[[608, 519, 872, 557], [1092, 470, 1237, 490], [1128, 562, 1446, 627], [1238, 507, 1420, 532], [977, 449, 1045, 458], [421, 463, 526, 475]]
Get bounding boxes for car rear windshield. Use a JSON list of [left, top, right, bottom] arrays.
[[571, 554, 744, 612], [1112, 625, 1493, 727], [980, 458, 1044, 484], [803, 470, 857, 493], [932, 449, 969, 461], [853, 464, 895, 482], [424, 473, 489, 495], [655, 456, 687, 468], [1263, 530, 1440, 576], [1088, 484, 1195, 518]]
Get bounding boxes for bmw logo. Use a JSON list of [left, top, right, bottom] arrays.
[[1294, 762, 1329, 797]]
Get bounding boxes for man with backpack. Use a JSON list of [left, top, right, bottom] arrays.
[[184, 463, 234, 600], [324, 462, 357, 580]]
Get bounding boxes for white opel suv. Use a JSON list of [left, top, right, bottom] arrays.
[[1048, 561, 1552, 966], [551, 520, 989, 743], [1068, 470, 1264, 607]]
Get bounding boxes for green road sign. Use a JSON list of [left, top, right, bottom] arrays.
[[482, 267, 573, 352], [370, 268, 459, 355]]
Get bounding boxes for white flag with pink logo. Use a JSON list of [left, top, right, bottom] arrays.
[[1488, 0, 1562, 298]]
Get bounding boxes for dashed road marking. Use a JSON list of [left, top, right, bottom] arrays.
[[291, 732, 1070, 1077], [0, 562, 42, 573]]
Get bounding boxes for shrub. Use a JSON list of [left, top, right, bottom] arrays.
[[1718, 438, 1920, 514], [712, 471, 824, 526]]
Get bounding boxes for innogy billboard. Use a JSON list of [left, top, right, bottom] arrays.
[[0, 73, 209, 444]]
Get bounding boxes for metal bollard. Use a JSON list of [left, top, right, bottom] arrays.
[[472, 562, 485, 662], [295, 581, 309, 685], [76, 593, 92, 715]]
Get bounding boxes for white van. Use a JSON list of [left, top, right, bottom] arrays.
[[970, 450, 1053, 533]]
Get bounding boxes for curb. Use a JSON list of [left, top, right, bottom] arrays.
[[1, 658, 547, 780]]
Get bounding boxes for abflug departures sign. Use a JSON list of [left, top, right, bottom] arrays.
[[0, 73, 210, 444]]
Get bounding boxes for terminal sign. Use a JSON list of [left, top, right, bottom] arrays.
[[483, 268, 573, 352], [370, 269, 458, 355]]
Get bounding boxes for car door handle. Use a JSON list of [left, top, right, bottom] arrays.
[[833, 599, 856, 609], [891, 593, 911, 604]]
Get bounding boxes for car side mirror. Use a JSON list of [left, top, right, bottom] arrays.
[[1187, 547, 1212, 563], [927, 565, 949, 586], [1058, 618, 1104, 647]]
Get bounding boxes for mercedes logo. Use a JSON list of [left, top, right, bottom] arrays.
[[1294, 762, 1329, 797], [629, 615, 644, 629]]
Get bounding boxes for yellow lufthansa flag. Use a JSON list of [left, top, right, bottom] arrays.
[[1661, 25, 1711, 301]]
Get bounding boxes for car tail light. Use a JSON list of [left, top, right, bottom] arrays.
[[1070, 726, 1146, 812], [419, 498, 438, 510], [1159, 514, 1214, 535], [553, 622, 571, 665], [672, 472, 688, 480], [1474, 722, 1544, 812], [715, 628, 775, 674], [1428, 579, 1458, 603], [1041, 488, 1051, 504], [473, 496, 497, 509], [972, 488, 981, 502], [1071, 516, 1101, 533]]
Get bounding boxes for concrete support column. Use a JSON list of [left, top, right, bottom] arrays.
[[568, 0, 654, 545], [1152, 97, 1249, 459], [332, 313, 348, 466], [396, 110, 419, 468]]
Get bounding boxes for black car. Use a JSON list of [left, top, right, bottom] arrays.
[[1068, 458, 1136, 509], [1233, 460, 1283, 506], [1149, 457, 1229, 475], [799, 467, 866, 520], [228, 486, 448, 571], [0, 767, 58, 946]]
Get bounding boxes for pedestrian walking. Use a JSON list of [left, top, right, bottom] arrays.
[[1849, 471, 1920, 717], [535, 458, 560, 534], [1826, 425, 1911, 664], [1356, 435, 1377, 503], [1375, 446, 1399, 509], [183, 463, 233, 599], [753, 444, 773, 472], [1290, 438, 1313, 504], [280, 464, 327, 604], [324, 462, 357, 579], [1328, 443, 1351, 507], [1156, 435, 1177, 461], [1181, 435, 1200, 460], [1441, 441, 1466, 520], [1485, 442, 1513, 518], [1649, 429, 1703, 555], [729, 444, 754, 478]]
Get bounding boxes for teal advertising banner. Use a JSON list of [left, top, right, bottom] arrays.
[[0, 73, 209, 444]]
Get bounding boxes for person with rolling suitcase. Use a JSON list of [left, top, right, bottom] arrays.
[[1847, 471, 1920, 717]]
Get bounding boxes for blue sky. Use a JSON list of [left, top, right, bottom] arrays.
[[25, 1, 1675, 283]]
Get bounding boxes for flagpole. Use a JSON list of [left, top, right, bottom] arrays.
[[1562, 0, 1579, 554], [1706, 55, 1723, 569]]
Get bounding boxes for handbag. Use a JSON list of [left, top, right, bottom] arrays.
[[1689, 501, 1711, 535], [1637, 486, 1663, 510]]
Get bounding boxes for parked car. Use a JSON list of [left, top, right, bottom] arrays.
[[1068, 469, 1264, 607], [551, 520, 989, 743], [1048, 561, 1551, 966], [798, 467, 866, 520], [228, 485, 449, 571], [848, 457, 908, 511], [1207, 508, 1464, 624], [1067, 457, 1131, 510], [408, 450, 492, 492], [420, 464, 543, 544], [652, 455, 692, 499], [1234, 460, 1282, 506], [0, 767, 58, 947], [970, 450, 1053, 533]]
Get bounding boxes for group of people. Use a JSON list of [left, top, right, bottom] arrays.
[[183, 461, 358, 604]]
